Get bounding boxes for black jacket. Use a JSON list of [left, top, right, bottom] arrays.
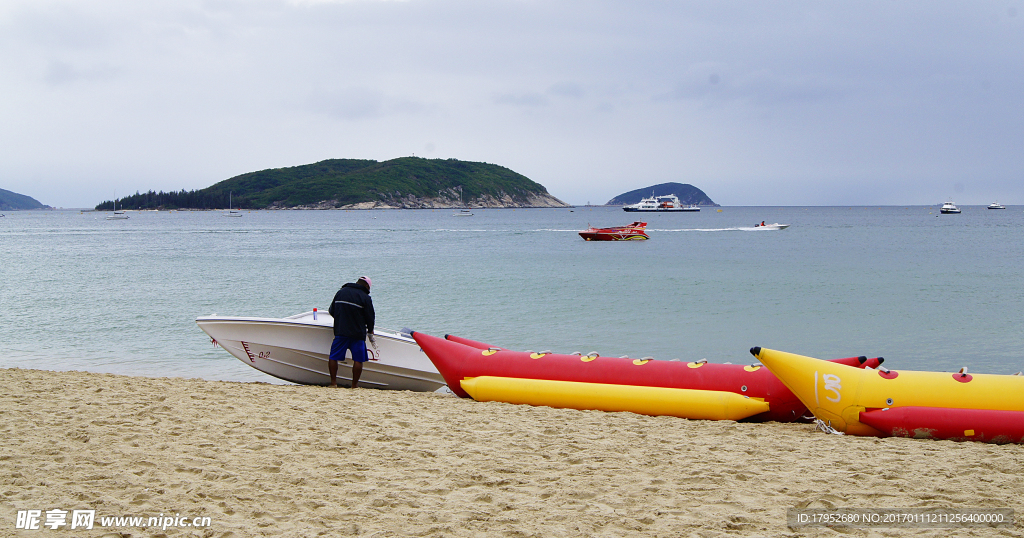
[[328, 282, 375, 339]]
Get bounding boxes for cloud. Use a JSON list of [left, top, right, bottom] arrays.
[[0, 0, 1022, 207], [660, 67, 841, 108], [547, 82, 584, 99], [493, 92, 548, 107], [307, 87, 386, 120], [304, 87, 434, 120], [43, 60, 119, 86], [287, 0, 409, 5]]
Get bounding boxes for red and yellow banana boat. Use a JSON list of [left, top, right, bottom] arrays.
[[412, 331, 881, 422], [750, 346, 1024, 443]]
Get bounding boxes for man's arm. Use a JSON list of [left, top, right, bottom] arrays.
[[365, 296, 375, 337]]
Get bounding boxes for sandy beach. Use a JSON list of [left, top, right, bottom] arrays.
[[2, 368, 1023, 537]]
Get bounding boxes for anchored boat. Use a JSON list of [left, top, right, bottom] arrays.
[[196, 311, 445, 391], [623, 194, 700, 212], [106, 192, 129, 220], [579, 221, 649, 241], [940, 200, 962, 214], [224, 192, 243, 217]]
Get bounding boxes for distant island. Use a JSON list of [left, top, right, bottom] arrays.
[[96, 157, 569, 210], [607, 183, 718, 207], [0, 188, 50, 210]]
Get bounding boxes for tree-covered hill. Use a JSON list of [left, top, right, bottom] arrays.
[[96, 157, 568, 210], [0, 188, 49, 210], [606, 183, 718, 206]]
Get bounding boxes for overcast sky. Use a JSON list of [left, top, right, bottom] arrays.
[[2, 0, 1021, 208]]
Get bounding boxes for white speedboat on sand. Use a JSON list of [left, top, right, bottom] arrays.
[[196, 311, 446, 391]]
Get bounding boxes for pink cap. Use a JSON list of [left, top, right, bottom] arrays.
[[358, 276, 372, 289]]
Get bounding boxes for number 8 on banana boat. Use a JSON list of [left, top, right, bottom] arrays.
[[750, 346, 1024, 443]]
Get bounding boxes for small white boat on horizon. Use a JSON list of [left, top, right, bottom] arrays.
[[751, 223, 790, 230], [196, 311, 446, 391], [106, 193, 129, 220], [940, 200, 961, 214], [988, 202, 1006, 210], [224, 192, 243, 217], [453, 209, 473, 216]]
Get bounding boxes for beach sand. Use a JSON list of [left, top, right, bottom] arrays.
[[2, 368, 1022, 537]]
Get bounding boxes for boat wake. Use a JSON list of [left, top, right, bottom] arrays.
[[376, 227, 787, 234], [648, 227, 785, 232]]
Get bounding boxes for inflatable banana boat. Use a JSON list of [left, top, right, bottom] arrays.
[[750, 346, 1024, 443], [412, 331, 880, 422]]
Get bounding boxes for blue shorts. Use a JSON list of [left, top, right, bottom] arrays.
[[329, 335, 369, 363]]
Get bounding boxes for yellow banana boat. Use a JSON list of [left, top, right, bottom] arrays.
[[461, 376, 769, 421], [750, 347, 1024, 441]]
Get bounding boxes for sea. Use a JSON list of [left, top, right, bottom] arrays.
[[2, 205, 1022, 382]]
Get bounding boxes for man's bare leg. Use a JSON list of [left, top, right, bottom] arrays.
[[351, 361, 363, 388], [329, 360, 339, 388]]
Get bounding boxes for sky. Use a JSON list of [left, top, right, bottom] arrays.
[[1, 0, 1021, 208]]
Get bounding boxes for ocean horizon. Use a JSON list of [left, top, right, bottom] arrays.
[[2, 205, 1021, 383]]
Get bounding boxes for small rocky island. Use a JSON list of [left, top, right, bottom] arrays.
[[96, 157, 569, 210], [607, 183, 718, 207]]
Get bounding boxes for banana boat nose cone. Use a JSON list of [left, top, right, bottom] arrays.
[[749, 346, 761, 358], [751, 347, 864, 433]]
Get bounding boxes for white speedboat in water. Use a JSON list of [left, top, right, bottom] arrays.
[[623, 194, 700, 212], [988, 202, 1006, 210], [196, 311, 446, 391], [940, 200, 961, 214], [752, 223, 790, 230]]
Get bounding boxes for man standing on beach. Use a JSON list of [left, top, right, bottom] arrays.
[[327, 276, 375, 388]]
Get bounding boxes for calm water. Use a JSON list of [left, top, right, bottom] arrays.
[[2, 206, 1022, 381]]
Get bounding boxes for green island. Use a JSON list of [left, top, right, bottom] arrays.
[[0, 188, 50, 211], [95, 157, 569, 210]]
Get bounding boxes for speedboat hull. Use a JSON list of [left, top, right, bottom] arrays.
[[196, 311, 445, 391]]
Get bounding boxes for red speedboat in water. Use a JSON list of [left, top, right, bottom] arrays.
[[579, 221, 649, 241]]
